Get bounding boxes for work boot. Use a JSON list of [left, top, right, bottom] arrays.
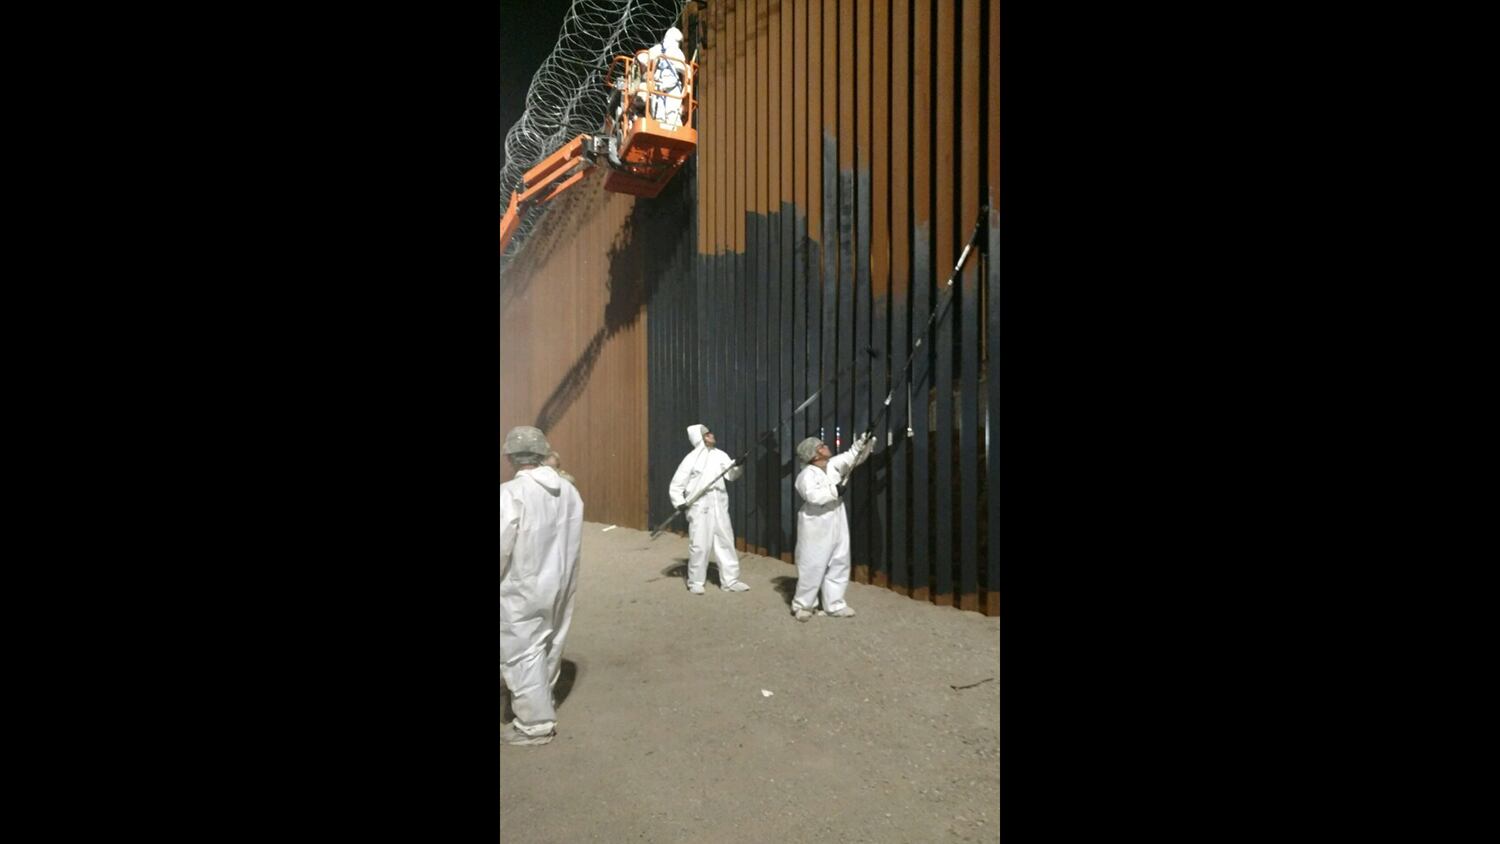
[[687, 583, 705, 595], [501, 723, 555, 746], [721, 581, 750, 592]]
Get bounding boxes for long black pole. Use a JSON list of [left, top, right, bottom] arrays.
[[865, 202, 988, 439]]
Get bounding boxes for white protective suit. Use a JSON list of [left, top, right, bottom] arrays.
[[792, 435, 875, 613], [500, 465, 585, 738], [642, 26, 687, 125], [669, 424, 745, 590]]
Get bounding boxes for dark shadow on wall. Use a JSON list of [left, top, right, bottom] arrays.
[[533, 168, 694, 433], [535, 328, 608, 432]]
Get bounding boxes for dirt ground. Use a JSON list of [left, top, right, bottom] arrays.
[[500, 521, 1000, 843]]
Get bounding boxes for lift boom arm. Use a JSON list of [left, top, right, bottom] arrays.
[[500, 133, 610, 254], [501, 48, 700, 255]]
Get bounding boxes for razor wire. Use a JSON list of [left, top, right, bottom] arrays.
[[501, 0, 688, 262]]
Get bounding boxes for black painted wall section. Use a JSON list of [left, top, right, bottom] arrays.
[[644, 159, 999, 615], [646, 161, 702, 530]]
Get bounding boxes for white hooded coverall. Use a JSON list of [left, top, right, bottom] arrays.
[[643, 27, 687, 125], [500, 465, 584, 738], [669, 424, 744, 589], [792, 437, 874, 613]]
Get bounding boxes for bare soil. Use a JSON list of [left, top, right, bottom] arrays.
[[500, 521, 1000, 843]]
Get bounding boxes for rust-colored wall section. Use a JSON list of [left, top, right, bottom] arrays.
[[500, 174, 650, 530]]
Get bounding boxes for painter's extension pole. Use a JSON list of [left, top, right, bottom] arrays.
[[865, 202, 989, 441]]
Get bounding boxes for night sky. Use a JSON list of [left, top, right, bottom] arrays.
[[500, 0, 574, 174]]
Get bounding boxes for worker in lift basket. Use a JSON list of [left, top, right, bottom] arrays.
[[637, 26, 687, 127]]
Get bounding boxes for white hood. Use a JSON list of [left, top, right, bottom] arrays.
[[686, 423, 708, 449], [520, 465, 564, 495]]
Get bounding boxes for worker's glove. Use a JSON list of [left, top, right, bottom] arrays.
[[848, 432, 875, 467]]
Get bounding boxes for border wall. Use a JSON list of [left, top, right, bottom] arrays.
[[503, 0, 1000, 615]]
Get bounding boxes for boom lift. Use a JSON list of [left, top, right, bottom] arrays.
[[500, 49, 699, 254]]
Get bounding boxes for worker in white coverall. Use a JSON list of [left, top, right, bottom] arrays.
[[669, 424, 751, 594], [791, 433, 876, 622], [500, 426, 585, 747], [638, 26, 687, 126]]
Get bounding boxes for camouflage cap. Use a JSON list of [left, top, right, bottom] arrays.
[[503, 426, 552, 457]]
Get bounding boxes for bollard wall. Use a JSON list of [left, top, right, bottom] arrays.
[[503, 0, 999, 615]]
